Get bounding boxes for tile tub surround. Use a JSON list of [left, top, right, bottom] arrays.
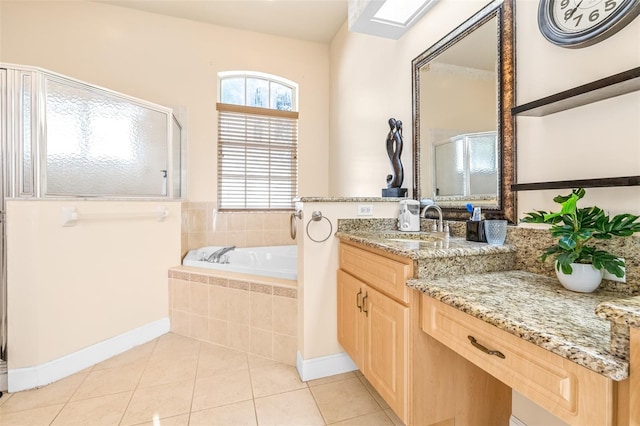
[[181, 202, 293, 257], [168, 267, 297, 366], [407, 270, 629, 381]]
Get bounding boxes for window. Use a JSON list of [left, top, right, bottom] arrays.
[[217, 72, 298, 210]]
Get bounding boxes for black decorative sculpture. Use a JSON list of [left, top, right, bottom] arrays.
[[382, 118, 408, 197]]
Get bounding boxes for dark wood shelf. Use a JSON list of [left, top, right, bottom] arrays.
[[511, 176, 640, 192], [511, 67, 640, 117]]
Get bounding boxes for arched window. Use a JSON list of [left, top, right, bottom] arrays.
[[217, 72, 299, 210]]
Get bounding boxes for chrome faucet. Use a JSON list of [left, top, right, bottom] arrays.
[[206, 245, 236, 263], [422, 204, 449, 238]]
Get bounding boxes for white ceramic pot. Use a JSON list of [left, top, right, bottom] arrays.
[[555, 262, 604, 293]]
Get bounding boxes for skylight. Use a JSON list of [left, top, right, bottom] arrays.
[[349, 0, 438, 38]]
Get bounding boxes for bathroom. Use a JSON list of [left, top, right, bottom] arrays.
[[1, 0, 640, 425]]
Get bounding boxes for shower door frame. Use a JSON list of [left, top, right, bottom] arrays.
[[0, 67, 7, 391]]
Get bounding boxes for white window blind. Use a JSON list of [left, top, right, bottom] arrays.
[[217, 103, 298, 210]]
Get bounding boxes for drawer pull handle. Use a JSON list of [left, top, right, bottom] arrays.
[[468, 336, 505, 359], [362, 292, 369, 317], [356, 289, 363, 312]]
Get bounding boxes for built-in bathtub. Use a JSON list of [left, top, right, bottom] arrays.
[[170, 244, 298, 365], [182, 245, 297, 281]]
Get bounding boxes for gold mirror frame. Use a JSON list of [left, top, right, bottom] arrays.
[[412, 0, 516, 223]]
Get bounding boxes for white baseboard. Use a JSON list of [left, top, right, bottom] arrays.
[[296, 351, 358, 382], [510, 415, 527, 426], [8, 317, 169, 392]]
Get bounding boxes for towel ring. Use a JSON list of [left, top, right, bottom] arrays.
[[306, 210, 332, 243]]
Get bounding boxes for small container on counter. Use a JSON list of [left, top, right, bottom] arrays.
[[466, 220, 486, 242]]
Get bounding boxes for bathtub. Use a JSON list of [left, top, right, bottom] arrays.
[[182, 245, 297, 281]]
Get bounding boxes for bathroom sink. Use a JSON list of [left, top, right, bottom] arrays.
[[386, 237, 451, 250], [386, 232, 448, 242]]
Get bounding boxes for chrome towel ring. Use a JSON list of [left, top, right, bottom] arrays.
[[306, 210, 332, 243]]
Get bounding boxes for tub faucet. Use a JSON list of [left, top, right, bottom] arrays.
[[423, 204, 449, 238], [206, 245, 236, 263]]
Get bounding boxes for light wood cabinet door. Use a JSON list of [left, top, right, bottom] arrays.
[[363, 285, 409, 423], [337, 270, 365, 368]]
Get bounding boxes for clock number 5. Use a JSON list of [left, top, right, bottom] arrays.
[[605, 0, 617, 11]]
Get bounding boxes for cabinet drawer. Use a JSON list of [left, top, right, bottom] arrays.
[[421, 295, 616, 426], [340, 243, 412, 304]]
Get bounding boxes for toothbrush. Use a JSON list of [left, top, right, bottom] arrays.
[[466, 203, 474, 215]]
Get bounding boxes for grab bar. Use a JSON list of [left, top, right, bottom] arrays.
[[61, 206, 169, 227]]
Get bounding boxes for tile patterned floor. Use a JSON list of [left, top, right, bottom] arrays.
[[0, 333, 404, 425]]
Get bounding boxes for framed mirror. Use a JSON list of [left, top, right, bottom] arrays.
[[412, 0, 516, 223]]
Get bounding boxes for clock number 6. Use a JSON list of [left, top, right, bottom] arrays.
[[589, 9, 600, 21]]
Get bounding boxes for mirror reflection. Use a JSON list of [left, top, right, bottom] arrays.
[[433, 130, 497, 200], [412, 0, 515, 222], [419, 15, 498, 206]]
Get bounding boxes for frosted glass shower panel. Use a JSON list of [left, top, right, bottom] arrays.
[[21, 74, 33, 195], [171, 115, 182, 198], [44, 77, 168, 196], [468, 133, 497, 195], [434, 138, 464, 196]]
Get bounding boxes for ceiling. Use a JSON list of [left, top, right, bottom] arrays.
[[96, 0, 349, 43]]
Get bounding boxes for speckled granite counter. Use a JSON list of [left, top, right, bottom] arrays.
[[336, 230, 517, 278], [407, 270, 629, 381], [336, 226, 640, 382], [294, 196, 404, 202], [597, 297, 640, 328]]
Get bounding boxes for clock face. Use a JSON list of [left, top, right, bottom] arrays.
[[539, 0, 640, 47], [552, 0, 625, 33]]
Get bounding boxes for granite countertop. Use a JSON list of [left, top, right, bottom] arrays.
[[294, 196, 405, 203], [596, 297, 640, 328], [335, 230, 516, 260], [407, 270, 629, 381]]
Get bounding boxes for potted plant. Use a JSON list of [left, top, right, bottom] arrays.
[[521, 188, 640, 292]]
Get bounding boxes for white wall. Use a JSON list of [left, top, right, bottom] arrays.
[[6, 201, 180, 369], [0, 0, 332, 388], [330, 0, 640, 216], [294, 200, 399, 380], [515, 0, 640, 217], [329, 0, 639, 422], [329, 1, 490, 197], [0, 0, 331, 200]]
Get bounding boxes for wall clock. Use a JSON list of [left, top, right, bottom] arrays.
[[538, 0, 640, 48]]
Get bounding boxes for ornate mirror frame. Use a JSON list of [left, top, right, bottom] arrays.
[[412, 0, 516, 223]]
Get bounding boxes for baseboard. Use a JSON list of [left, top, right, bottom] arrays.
[[509, 415, 527, 426], [296, 351, 358, 382], [8, 317, 169, 392]]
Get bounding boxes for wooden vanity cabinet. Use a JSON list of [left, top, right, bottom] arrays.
[[421, 295, 628, 426], [338, 242, 413, 424]]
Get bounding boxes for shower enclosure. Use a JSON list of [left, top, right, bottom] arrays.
[[0, 64, 184, 390], [433, 130, 498, 199]]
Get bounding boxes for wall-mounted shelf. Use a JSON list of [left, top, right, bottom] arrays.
[[511, 176, 640, 192], [511, 67, 640, 117]]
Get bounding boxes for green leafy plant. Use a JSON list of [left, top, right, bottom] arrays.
[[521, 188, 640, 277]]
